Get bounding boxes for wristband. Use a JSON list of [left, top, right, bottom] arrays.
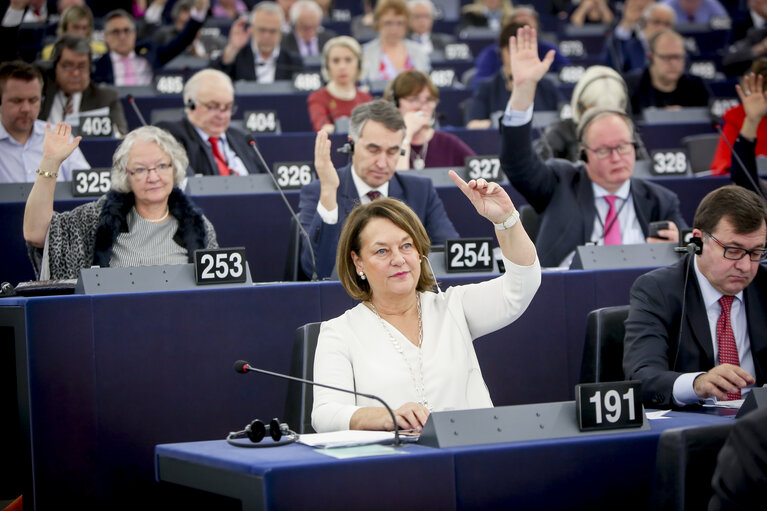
[[36, 168, 58, 179], [494, 209, 520, 230]]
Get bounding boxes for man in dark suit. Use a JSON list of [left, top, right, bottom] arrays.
[[214, 1, 303, 83], [500, 26, 685, 267], [624, 185, 767, 408], [408, 0, 455, 54], [156, 69, 264, 176], [39, 35, 129, 136], [299, 99, 459, 279], [281, 0, 335, 59], [93, 4, 208, 86]]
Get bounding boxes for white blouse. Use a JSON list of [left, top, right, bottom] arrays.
[[311, 256, 542, 432]]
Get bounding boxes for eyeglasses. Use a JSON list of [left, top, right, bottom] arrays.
[[255, 26, 280, 35], [380, 20, 407, 28], [654, 53, 685, 63], [401, 96, 437, 107], [199, 101, 238, 114], [705, 232, 767, 261], [106, 27, 135, 36], [126, 162, 174, 177], [59, 62, 89, 73], [647, 18, 673, 27], [582, 142, 635, 160]]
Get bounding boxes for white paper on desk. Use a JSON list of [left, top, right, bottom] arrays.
[[646, 410, 671, 420], [298, 430, 396, 449], [703, 398, 744, 409]]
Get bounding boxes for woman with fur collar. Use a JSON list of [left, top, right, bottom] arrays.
[[24, 123, 217, 280]]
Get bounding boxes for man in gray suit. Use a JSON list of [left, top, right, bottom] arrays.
[[40, 35, 129, 136]]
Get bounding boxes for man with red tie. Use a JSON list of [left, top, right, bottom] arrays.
[[499, 26, 685, 268], [157, 69, 265, 176], [624, 185, 767, 408]]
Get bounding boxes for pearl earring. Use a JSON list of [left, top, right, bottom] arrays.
[[359, 271, 366, 280]]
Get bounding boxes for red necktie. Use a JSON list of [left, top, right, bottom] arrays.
[[603, 195, 622, 245], [366, 190, 382, 201], [716, 295, 741, 400], [208, 137, 231, 176]]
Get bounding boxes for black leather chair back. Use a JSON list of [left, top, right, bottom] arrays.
[[580, 305, 629, 383], [283, 322, 322, 434]]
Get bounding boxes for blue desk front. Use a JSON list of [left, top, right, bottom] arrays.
[[155, 411, 734, 511], [4, 268, 650, 507]]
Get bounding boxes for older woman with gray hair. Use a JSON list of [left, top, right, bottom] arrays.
[[23, 123, 217, 280]]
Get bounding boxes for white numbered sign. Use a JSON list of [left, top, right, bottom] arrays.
[[273, 161, 314, 190], [575, 381, 643, 431], [194, 248, 247, 285], [444, 43, 471, 60], [651, 150, 688, 176], [445, 238, 494, 273], [80, 116, 113, 137], [429, 69, 455, 88], [244, 110, 278, 133], [558, 40, 585, 58], [293, 72, 322, 91], [71, 168, 111, 197], [689, 61, 716, 80], [710, 98, 739, 119], [465, 155, 502, 182], [155, 74, 185, 95], [558, 66, 586, 84]]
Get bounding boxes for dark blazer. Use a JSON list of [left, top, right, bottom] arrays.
[[623, 255, 767, 408], [709, 405, 767, 510], [731, 135, 767, 198], [625, 67, 711, 114], [500, 121, 687, 267], [467, 71, 563, 123], [298, 165, 459, 278], [600, 33, 647, 74], [156, 117, 266, 176], [212, 44, 304, 82], [92, 17, 204, 85], [39, 76, 129, 135], [281, 30, 336, 57]]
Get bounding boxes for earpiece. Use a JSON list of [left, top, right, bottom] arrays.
[[337, 139, 355, 154], [226, 417, 297, 447], [185, 98, 196, 110]]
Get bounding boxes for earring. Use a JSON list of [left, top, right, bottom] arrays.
[[359, 271, 366, 280]]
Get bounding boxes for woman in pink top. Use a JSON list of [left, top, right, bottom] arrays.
[[307, 36, 373, 133]]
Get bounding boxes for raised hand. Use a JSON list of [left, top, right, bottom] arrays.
[[736, 73, 767, 122], [226, 17, 252, 54], [509, 25, 556, 89], [42, 123, 81, 164], [448, 170, 515, 224]]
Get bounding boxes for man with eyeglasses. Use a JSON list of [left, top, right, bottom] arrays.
[[600, 0, 677, 73], [39, 35, 129, 136], [93, 2, 209, 86], [625, 28, 711, 114], [500, 27, 685, 268], [214, 1, 304, 83], [157, 69, 265, 176], [0, 60, 90, 183], [298, 99, 458, 279], [624, 185, 767, 408]]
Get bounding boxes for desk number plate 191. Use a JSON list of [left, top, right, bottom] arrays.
[[575, 381, 644, 431], [445, 238, 494, 273], [194, 247, 247, 285]]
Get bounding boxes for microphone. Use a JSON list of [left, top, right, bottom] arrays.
[[714, 123, 767, 203], [421, 255, 445, 299], [125, 94, 148, 127], [233, 360, 403, 446], [247, 139, 318, 281]]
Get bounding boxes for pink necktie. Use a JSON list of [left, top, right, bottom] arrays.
[[121, 56, 136, 86], [603, 195, 622, 245], [717, 295, 741, 400]]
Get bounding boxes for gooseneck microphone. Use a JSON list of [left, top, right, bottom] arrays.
[[125, 94, 148, 127], [714, 124, 767, 202], [247, 140, 318, 281], [233, 360, 402, 446]]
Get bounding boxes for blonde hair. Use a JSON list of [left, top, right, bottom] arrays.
[[321, 36, 363, 82], [570, 65, 628, 123]]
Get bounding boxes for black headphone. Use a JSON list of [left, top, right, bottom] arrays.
[[185, 98, 196, 110], [226, 417, 298, 447], [577, 108, 636, 163], [384, 75, 402, 106], [675, 234, 703, 255], [337, 139, 355, 154]]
